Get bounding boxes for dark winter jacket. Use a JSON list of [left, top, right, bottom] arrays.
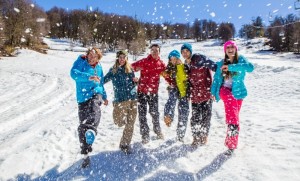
[[104, 66, 137, 103], [70, 55, 107, 103], [131, 54, 166, 94], [189, 53, 216, 103]]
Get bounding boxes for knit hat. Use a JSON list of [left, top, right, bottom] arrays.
[[168, 50, 181, 60], [224, 40, 238, 52], [181, 43, 192, 54], [116, 50, 128, 58]]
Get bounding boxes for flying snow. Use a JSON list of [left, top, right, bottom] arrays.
[[36, 18, 46, 23], [14, 8, 20, 13], [25, 28, 31, 33]]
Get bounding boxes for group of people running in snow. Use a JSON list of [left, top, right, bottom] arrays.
[[70, 41, 254, 168]]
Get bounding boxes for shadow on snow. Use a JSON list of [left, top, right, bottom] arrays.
[[13, 140, 231, 181]]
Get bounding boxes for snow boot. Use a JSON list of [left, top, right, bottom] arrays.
[[120, 145, 132, 155], [85, 129, 96, 145], [164, 116, 172, 127], [191, 137, 201, 147], [142, 135, 150, 144], [224, 149, 234, 156], [156, 132, 164, 140], [81, 155, 90, 168], [200, 136, 208, 145]]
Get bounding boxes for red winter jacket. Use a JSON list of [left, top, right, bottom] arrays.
[[132, 54, 166, 94]]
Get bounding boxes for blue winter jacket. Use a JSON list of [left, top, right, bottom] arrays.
[[70, 55, 107, 103], [211, 55, 254, 102], [104, 66, 137, 103]]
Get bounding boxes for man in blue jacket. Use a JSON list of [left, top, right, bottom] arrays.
[[70, 47, 108, 168]]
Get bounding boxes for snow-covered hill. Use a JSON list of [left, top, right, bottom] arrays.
[[0, 38, 299, 181]]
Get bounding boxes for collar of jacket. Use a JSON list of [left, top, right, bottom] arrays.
[[147, 54, 160, 61]]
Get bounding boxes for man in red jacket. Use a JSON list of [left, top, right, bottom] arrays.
[[131, 44, 166, 144]]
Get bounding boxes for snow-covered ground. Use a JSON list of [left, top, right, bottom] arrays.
[[0, 38, 299, 181]]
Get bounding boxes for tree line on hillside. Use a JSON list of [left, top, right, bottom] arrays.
[[239, 16, 300, 53], [0, 0, 299, 57]]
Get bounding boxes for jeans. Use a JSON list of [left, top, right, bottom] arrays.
[[164, 88, 189, 139]]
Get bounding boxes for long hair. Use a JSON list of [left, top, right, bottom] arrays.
[[112, 54, 132, 74], [222, 52, 238, 79]]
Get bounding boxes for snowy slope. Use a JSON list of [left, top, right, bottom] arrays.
[[0, 38, 299, 181]]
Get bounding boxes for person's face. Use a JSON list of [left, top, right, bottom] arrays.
[[170, 57, 177, 65], [118, 54, 127, 66], [150, 46, 160, 59], [87, 50, 99, 65], [225, 45, 236, 58], [181, 49, 191, 60]]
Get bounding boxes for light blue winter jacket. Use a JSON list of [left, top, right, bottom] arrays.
[[70, 55, 107, 103], [211, 55, 254, 102]]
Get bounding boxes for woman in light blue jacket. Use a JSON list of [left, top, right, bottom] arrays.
[[211, 41, 254, 156], [70, 47, 108, 168]]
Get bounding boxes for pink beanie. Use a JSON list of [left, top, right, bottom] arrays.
[[224, 40, 238, 52]]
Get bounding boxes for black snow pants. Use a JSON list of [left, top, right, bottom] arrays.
[[78, 94, 102, 154], [191, 99, 212, 139], [138, 92, 162, 139]]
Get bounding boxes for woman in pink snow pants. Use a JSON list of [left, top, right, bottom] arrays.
[[211, 40, 254, 155]]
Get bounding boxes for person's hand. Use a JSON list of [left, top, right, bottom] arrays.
[[133, 77, 139, 83], [211, 96, 216, 101], [103, 99, 108, 106], [176, 59, 182, 64], [89, 76, 100, 83], [135, 67, 141, 71], [185, 59, 191, 64], [221, 65, 228, 71]]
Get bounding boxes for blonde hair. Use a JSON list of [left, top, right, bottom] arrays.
[[86, 47, 103, 61], [112, 50, 132, 74]]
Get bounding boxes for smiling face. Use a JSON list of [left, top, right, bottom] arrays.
[[225, 45, 237, 59], [150, 46, 160, 59], [169, 56, 177, 65], [87, 48, 102, 66], [181, 49, 191, 60], [118, 54, 127, 66]]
